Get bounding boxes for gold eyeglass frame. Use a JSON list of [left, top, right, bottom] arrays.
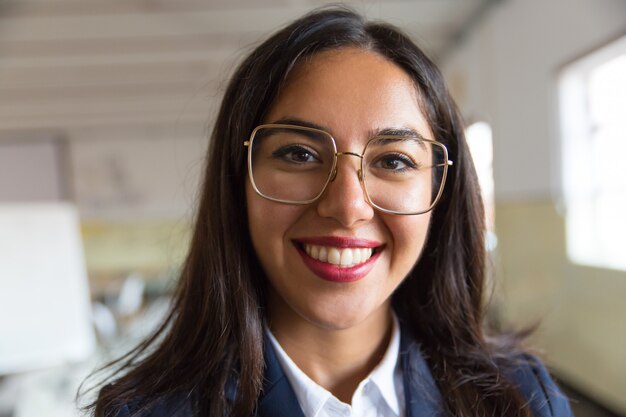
[[243, 123, 454, 215]]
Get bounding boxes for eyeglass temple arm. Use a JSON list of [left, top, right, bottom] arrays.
[[433, 160, 454, 167]]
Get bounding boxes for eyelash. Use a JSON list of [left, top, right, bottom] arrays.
[[375, 152, 418, 171], [272, 144, 320, 163]]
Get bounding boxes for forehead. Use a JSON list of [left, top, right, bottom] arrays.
[[265, 47, 432, 143]]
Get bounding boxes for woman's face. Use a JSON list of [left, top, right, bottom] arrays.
[[246, 48, 433, 332]]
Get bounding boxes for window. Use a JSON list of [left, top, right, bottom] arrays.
[[466, 121, 497, 251], [559, 35, 626, 270]]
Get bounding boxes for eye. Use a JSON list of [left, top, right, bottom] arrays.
[[272, 144, 321, 164], [374, 153, 418, 172]]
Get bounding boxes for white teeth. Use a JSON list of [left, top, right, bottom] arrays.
[[352, 249, 362, 264], [302, 244, 374, 267], [328, 248, 341, 265], [340, 249, 352, 266]]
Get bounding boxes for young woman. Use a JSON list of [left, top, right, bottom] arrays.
[[88, 7, 573, 417]]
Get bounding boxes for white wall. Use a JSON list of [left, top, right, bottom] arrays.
[[443, 0, 626, 200], [0, 139, 65, 202], [442, 0, 626, 412], [68, 123, 208, 220]]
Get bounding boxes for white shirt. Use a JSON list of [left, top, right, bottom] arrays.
[[266, 316, 405, 417]]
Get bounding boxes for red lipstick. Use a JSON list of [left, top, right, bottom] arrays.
[[293, 236, 383, 283]]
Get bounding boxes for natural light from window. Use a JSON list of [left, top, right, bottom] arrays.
[[559, 35, 626, 270], [466, 121, 497, 251]]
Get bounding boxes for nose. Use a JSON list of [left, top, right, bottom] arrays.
[[316, 153, 375, 227]]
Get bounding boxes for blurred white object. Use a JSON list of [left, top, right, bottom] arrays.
[[0, 203, 95, 374], [92, 301, 118, 344], [11, 365, 89, 417], [117, 273, 145, 317]]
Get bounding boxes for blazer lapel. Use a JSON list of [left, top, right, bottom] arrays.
[[255, 335, 306, 417], [400, 329, 444, 417]]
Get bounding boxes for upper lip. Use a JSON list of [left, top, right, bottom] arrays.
[[293, 236, 382, 248]]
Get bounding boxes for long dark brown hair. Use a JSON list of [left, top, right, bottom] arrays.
[[84, 7, 532, 417]]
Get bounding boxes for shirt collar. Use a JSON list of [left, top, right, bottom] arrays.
[[266, 314, 403, 417], [366, 313, 402, 415]]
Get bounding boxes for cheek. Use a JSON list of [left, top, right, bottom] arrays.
[[245, 183, 301, 268], [388, 214, 431, 269]]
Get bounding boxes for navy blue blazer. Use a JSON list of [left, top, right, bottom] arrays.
[[114, 331, 573, 417]]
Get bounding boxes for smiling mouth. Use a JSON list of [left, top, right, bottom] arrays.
[[293, 238, 383, 282], [302, 244, 374, 268]]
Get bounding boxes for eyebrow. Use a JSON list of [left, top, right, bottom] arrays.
[[270, 117, 328, 132], [270, 117, 429, 141], [373, 127, 427, 141]]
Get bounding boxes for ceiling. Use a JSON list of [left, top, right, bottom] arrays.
[[0, 0, 490, 132]]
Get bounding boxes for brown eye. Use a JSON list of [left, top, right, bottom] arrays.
[[272, 144, 321, 164], [374, 153, 417, 172]]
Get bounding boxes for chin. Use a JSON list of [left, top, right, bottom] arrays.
[[301, 298, 385, 332]]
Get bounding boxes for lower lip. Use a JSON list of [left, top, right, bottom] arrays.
[[296, 245, 381, 283]]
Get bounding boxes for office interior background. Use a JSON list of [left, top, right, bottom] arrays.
[[0, 0, 624, 416]]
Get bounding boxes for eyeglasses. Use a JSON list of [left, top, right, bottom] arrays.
[[243, 124, 453, 215]]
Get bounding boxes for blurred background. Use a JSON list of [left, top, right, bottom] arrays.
[[0, 0, 624, 416]]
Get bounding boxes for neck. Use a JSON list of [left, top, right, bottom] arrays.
[[268, 295, 394, 404]]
